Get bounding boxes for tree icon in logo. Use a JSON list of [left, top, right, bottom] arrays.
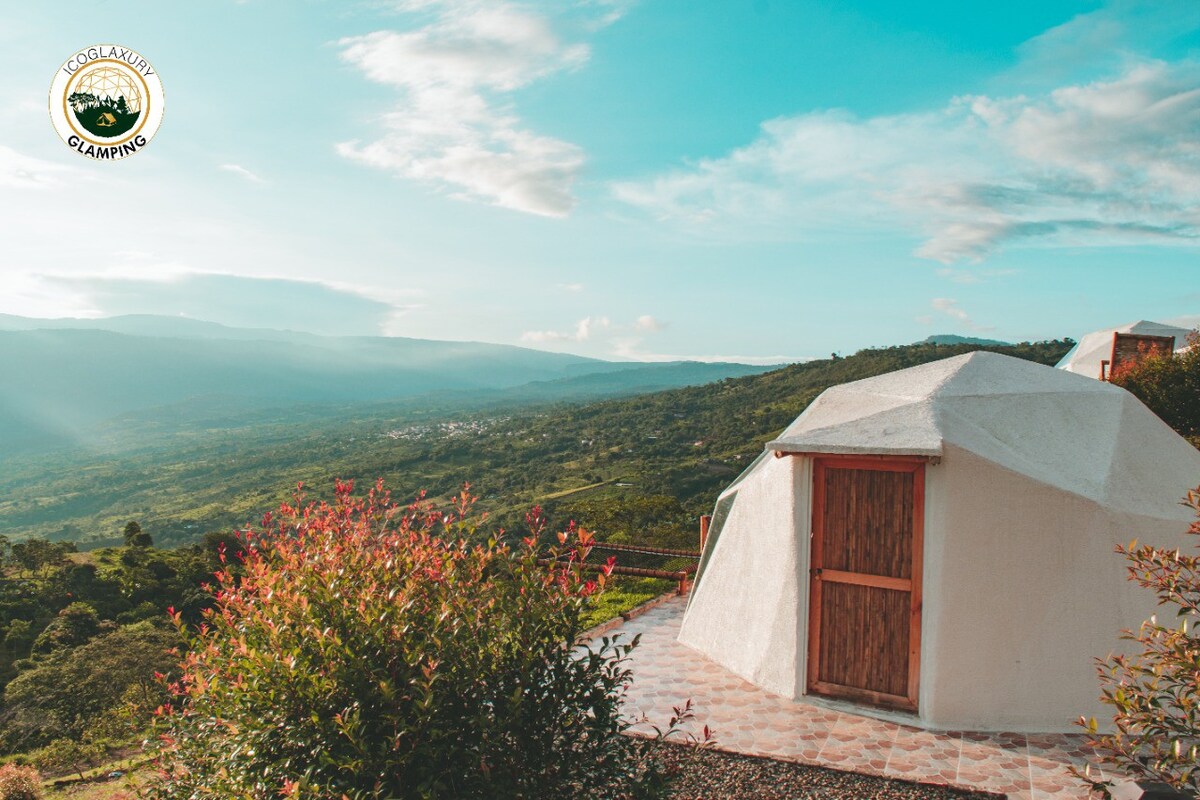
[[67, 66, 142, 137]]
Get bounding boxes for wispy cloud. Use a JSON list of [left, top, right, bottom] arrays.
[[936, 268, 1018, 285], [337, 1, 615, 217], [926, 297, 993, 332], [219, 163, 266, 184], [633, 314, 663, 332], [520, 312, 793, 363], [614, 55, 1200, 263], [521, 315, 610, 343], [521, 313, 670, 353], [0, 267, 423, 337], [0, 145, 72, 189], [1008, 0, 1200, 87], [609, 340, 802, 365]]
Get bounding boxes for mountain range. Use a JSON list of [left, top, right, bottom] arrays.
[[0, 314, 777, 456]]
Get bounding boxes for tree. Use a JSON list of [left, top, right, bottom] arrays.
[[123, 521, 152, 548], [149, 481, 698, 800], [32, 737, 104, 781], [8, 539, 73, 578], [2, 622, 180, 752], [200, 530, 243, 560], [31, 602, 100, 655], [66, 91, 96, 112], [1083, 487, 1200, 793], [1109, 332, 1200, 446]]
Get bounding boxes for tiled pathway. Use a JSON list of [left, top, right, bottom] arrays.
[[604, 596, 1105, 800]]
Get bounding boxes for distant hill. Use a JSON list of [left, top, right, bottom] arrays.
[[919, 334, 1011, 346], [0, 315, 775, 456], [0, 336, 1073, 545]]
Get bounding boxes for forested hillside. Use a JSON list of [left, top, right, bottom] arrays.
[[0, 339, 1074, 548], [0, 337, 1077, 772]]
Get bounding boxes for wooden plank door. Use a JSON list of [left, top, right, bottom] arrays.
[[808, 456, 924, 711]]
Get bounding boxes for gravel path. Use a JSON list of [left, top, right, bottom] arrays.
[[652, 742, 1002, 800]]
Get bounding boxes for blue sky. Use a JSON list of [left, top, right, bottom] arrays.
[[1, 0, 1198, 362]]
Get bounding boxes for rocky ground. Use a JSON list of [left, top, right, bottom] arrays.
[[653, 742, 1002, 800]]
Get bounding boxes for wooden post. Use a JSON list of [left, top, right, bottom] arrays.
[[699, 515, 712, 551]]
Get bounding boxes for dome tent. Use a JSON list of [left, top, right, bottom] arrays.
[[1056, 319, 1193, 379], [679, 351, 1200, 732]]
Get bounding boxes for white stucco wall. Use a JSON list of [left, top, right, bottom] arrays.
[[678, 454, 811, 698], [919, 444, 1195, 732]]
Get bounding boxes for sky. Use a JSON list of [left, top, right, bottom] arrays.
[[1, 0, 1198, 363]]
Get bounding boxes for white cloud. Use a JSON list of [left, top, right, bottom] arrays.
[[519, 311, 796, 363], [1009, 0, 1200, 86], [0, 145, 72, 189], [928, 298, 993, 332], [337, 2, 604, 217], [521, 314, 610, 343], [219, 163, 266, 184], [614, 59, 1200, 262], [633, 314, 663, 332], [936, 268, 1018, 284], [0, 266, 424, 337], [557, 282, 584, 292], [521, 313, 663, 347], [931, 298, 969, 322], [609, 339, 801, 365], [520, 311, 796, 363]]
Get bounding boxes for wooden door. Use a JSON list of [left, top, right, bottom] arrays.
[[808, 456, 924, 711]]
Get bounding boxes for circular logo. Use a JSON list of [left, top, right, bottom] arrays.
[[49, 44, 163, 161]]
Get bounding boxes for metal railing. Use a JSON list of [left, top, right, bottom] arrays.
[[539, 517, 713, 595]]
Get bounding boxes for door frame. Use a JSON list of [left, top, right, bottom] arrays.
[[806, 454, 925, 712]]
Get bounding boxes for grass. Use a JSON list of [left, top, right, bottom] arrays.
[[581, 576, 673, 629], [536, 479, 614, 502], [41, 753, 150, 800]]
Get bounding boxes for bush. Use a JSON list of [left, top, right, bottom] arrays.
[[31, 737, 104, 780], [1109, 331, 1200, 444], [0, 764, 40, 800], [149, 481, 691, 799], [1083, 486, 1200, 793], [30, 602, 101, 655]]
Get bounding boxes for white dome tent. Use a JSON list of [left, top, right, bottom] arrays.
[[679, 351, 1200, 732], [1056, 320, 1194, 379]]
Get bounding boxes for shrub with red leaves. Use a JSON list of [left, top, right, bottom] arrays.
[[0, 764, 41, 800], [1109, 331, 1200, 447], [147, 480, 682, 799], [1082, 487, 1200, 794]]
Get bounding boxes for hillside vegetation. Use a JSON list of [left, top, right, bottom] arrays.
[[0, 337, 1076, 780], [0, 339, 1073, 548]]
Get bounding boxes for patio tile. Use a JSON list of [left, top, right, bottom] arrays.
[[592, 596, 1103, 799], [885, 727, 963, 784]]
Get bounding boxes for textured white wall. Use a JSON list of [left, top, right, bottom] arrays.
[[919, 444, 1194, 732], [678, 454, 808, 698]]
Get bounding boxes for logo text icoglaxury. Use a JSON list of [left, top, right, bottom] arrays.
[[49, 44, 164, 161]]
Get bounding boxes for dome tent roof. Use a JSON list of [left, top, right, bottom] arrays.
[[1056, 319, 1194, 378], [767, 351, 1200, 517]]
